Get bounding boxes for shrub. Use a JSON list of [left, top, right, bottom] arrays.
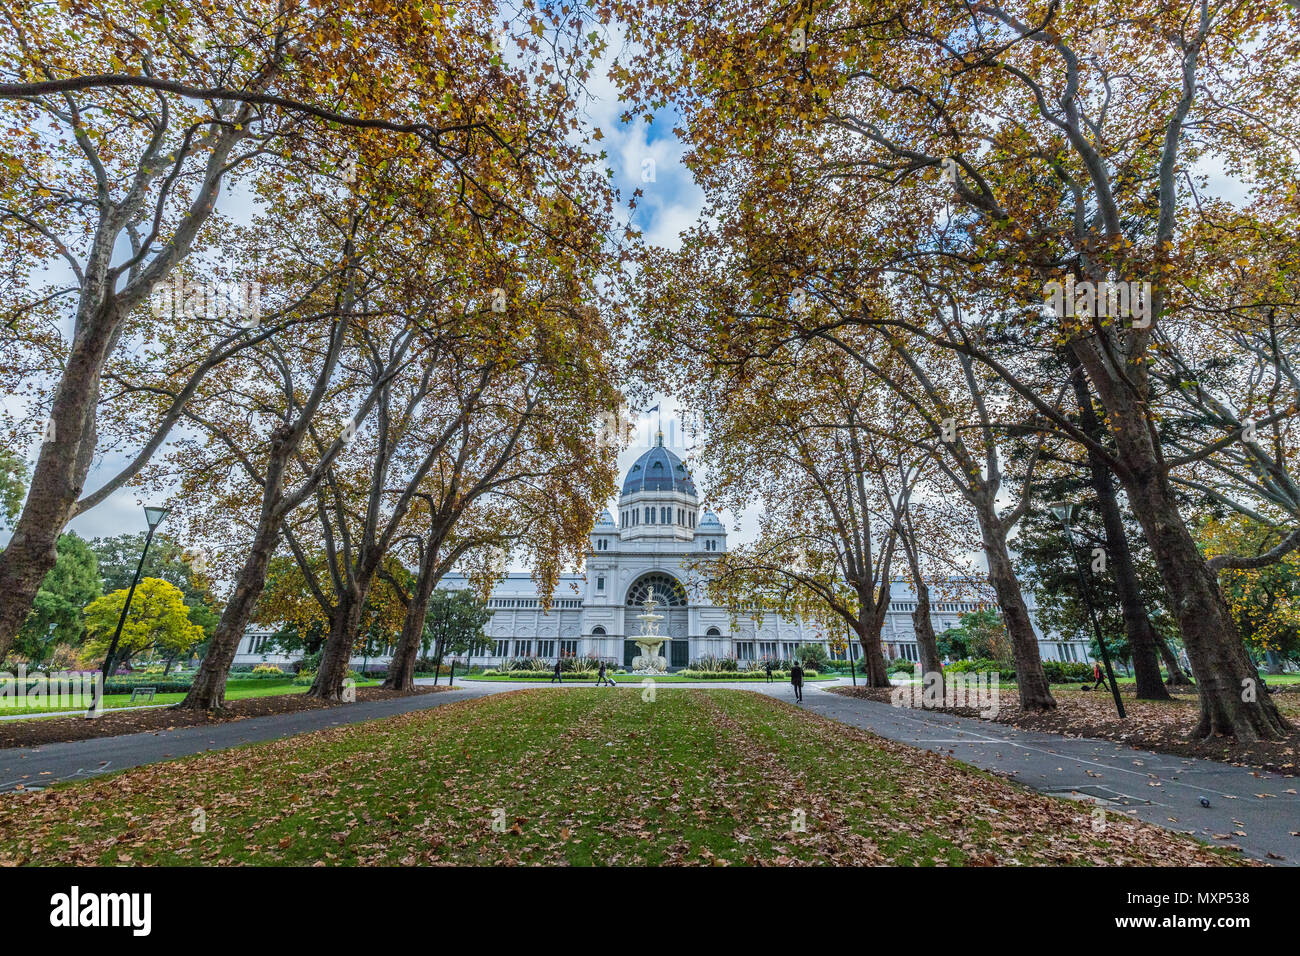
[[501, 656, 551, 672], [678, 669, 819, 680], [414, 657, 454, 674], [560, 654, 603, 673], [251, 664, 284, 675], [102, 680, 192, 694], [946, 658, 1016, 681], [1043, 660, 1093, 683], [690, 654, 737, 671], [479, 668, 599, 680], [887, 658, 916, 675], [795, 643, 830, 670]]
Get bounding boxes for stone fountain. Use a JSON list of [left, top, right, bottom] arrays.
[[631, 586, 669, 675]]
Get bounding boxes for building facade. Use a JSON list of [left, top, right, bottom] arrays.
[[235, 435, 1091, 669]]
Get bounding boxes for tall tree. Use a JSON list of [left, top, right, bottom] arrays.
[[614, 0, 1298, 738], [0, 0, 613, 658]]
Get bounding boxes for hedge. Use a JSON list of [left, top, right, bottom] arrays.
[[102, 680, 193, 694], [942, 659, 1093, 683], [678, 669, 820, 680]]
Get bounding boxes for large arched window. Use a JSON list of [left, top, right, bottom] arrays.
[[591, 625, 606, 636], [705, 626, 721, 637], [626, 572, 687, 607]]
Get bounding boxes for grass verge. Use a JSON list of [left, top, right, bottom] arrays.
[[0, 688, 1242, 866]]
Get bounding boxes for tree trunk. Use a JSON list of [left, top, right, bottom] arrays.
[[856, 614, 891, 687], [910, 578, 943, 690], [383, 590, 429, 691], [1068, 354, 1170, 700], [175, 518, 282, 710], [0, 303, 115, 656], [976, 505, 1056, 711], [1156, 632, 1193, 686], [382, 541, 443, 691], [309, 587, 365, 700], [1101, 390, 1289, 739]]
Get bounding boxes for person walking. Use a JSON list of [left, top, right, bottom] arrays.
[[764, 660, 773, 683], [597, 660, 611, 687], [551, 658, 563, 684], [1092, 661, 1107, 691], [790, 659, 804, 703]]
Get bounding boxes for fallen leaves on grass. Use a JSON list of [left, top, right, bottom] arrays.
[[0, 690, 1243, 867], [832, 686, 1300, 776]]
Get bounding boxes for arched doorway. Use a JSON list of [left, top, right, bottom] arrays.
[[626, 572, 689, 669]]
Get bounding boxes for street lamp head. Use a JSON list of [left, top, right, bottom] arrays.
[[143, 505, 170, 531], [1047, 500, 1076, 526]]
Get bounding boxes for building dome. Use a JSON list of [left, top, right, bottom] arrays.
[[595, 508, 615, 527], [699, 510, 722, 528], [621, 434, 697, 497]]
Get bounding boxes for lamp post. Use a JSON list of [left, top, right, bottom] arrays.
[[1048, 500, 1125, 719], [99, 505, 170, 681], [846, 626, 857, 687]]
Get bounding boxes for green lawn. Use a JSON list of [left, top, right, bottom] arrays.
[[0, 678, 380, 719], [0, 688, 1234, 866]]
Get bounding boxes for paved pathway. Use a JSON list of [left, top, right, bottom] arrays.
[[0, 683, 497, 794], [2, 676, 1296, 865], [762, 680, 1299, 866]]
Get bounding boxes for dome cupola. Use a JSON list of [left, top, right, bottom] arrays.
[[620, 431, 697, 498]]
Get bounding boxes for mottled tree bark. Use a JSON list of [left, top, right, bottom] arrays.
[[1156, 632, 1193, 686], [309, 587, 366, 700], [1094, 379, 1289, 739], [976, 504, 1056, 711], [855, 614, 892, 687], [0, 299, 114, 654], [910, 577, 943, 689], [176, 517, 283, 709], [1068, 359, 1170, 700]]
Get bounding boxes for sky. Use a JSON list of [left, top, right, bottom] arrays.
[[1, 21, 1263, 575], [0, 26, 733, 563]]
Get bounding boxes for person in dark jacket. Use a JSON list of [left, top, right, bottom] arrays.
[[551, 659, 563, 684], [764, 660, 773, 683], [790, 660, 804, 702], [597, 660, 612, 686]]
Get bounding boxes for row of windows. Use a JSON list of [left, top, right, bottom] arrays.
[[889, 601, 989, 613], [620, 506, 698, 529], [495, 639, 582, 659], [488, 598, 582, 610], [478, 639, 1082, 662]]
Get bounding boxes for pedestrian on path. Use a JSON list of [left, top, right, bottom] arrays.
[[1092, 661, 1107, 691], [790, 660, 804, 703], [551, 659, 563, 684], [765, 660, 773, 683], [597, 661, 613, 686]]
